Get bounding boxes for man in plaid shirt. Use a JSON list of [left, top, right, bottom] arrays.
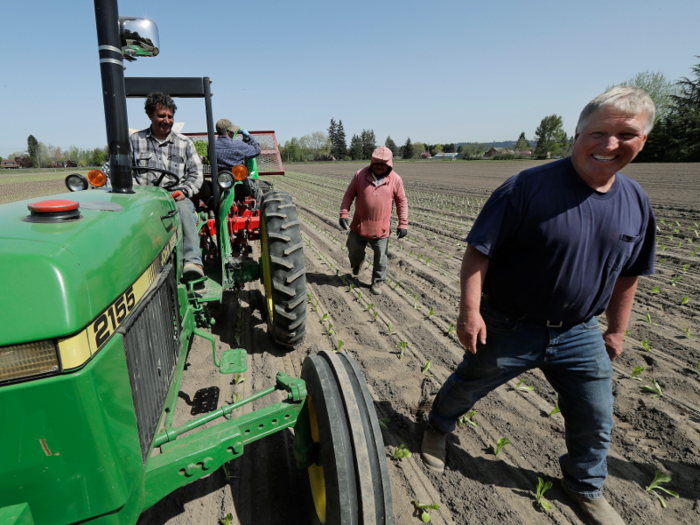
[[130, 92, 204, 281]]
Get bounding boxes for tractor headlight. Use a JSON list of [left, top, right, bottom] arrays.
[[65, 173, 89, 192], [0, 340, 60, 384], [218, 171, 234, 190]]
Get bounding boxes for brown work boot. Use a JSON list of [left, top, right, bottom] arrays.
[[183, 263, 205, 282], [421, 427, 446, 472], [352, 263, 364, 276], [370, 282, 384, 295], [561, 480, 625, 525]]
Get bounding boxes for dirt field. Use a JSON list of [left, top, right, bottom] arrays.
[[3, 161, 699, 524]]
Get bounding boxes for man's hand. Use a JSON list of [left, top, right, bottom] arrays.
[[456, 307, 487, 354], [170, 190, 185, 201], [239, 128, 250, 137], [339, 218, 350, 230], [397, 228, 408, 239], [602, 330, 625, 361]]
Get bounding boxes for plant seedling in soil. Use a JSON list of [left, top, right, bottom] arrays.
[[348, 284, 354, 292], [357, 291, 363, 301], [335, 340, 344, 353], [421, 361, 433, 376], [320, 313, 329, 324], [307, 292, 313, 303], [341, 275, 347, 284], [372, 311, 379, 322], [327, 323, 335, 335], [413, 295, 421, 309], [413, 500, 440, 523], [650, 286, 660, 294], [367, 303, 374, 311], [515, 379, 534, 392], [428, 307, 435, 319], [495, 437, 511, 456], [683, 264, 689, 272], [233, 373, 246, 385], [646, 470, 679, 508], [393, 444, 411, 460], [549, 405, 561, 417], [385, 322, 397, 336], [643, 378, 663, 398], [394, 281, 401, 289], [220, 513, 234, 525], [681, 296, 689, 305], [396, 341, 408, 359], [641, 339, 651, 352], [447, 323, 456, 335], [457, 410, 478, 428], [378, 417, 390, 430], [631, 366, 645, 381], [314, 300, 319, 312], [535, 477, 553, 511], [686, 328, 692, 339]]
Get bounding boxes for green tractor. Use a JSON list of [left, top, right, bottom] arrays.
[[0, 1, 393, 524]]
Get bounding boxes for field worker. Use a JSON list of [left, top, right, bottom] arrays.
[[131, 92, 204, 281], [214, 119, 261, 202], [421, 86, 656, 525], [339, 146, 408, 295]]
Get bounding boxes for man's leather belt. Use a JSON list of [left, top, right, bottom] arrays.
[[481, 294, 587, 328]]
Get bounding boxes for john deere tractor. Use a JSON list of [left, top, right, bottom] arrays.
[[0, 1, 393, 524]]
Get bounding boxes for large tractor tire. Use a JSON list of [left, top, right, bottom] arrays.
[[260, 190, 306, 346], [297, 351, 393, 525]]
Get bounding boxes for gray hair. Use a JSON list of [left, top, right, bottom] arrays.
[[576, 85, 656, 135]]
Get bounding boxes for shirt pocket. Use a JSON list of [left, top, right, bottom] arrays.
[[606, 233, 638, 271], [136, 152, 152, 166], [168, 155, 186, 178]]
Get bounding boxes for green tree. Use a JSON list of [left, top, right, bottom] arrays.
[[403, 138, 414, 160], [334, 120, 347, 159], [360, 129, 376, 159], [443, 143, 456, 153], [664, 60, 700, 161], [349, 134, 363, 160], [514, 132, 529, 151], [194, 140, 209, 164], [432, 144, 443, 155], [27, 135, 38, 165], [608, 70, 680, 122], [89, 147, 108, 166], [281, 137, 302, 162], [459, 143, 486, 160], [534, 114, 567, 159], [412, 142, 425, 158], [385, 136, 398, 156]]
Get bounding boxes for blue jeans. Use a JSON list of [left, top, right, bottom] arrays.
[[429, 299, 614, 498], [346, 230, 389, 284], [177, 199, 202, 266]]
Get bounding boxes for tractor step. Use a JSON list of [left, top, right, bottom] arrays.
[[193, 277, 223, 302], [219, 349, 247, 374]]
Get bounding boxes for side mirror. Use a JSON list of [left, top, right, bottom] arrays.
[[119, 17, 160, 59]]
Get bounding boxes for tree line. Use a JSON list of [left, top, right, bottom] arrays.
[[2, 135, 108, 168]]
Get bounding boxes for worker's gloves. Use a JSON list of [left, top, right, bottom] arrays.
[[339, 218, 350, 230], [239, 128, 250, 137], [397, 228, 408, 239]]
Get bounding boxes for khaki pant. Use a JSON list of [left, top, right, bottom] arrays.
[[346, 230, 389, 284]]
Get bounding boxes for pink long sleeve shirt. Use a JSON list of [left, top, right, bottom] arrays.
[[340, 167, 409, 239]]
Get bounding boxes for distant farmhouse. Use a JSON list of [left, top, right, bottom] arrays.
[[0, 159, 20, 169], [432, 152, 461, 160]]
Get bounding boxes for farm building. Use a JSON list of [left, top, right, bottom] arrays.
[[0, 159, 20, 168], [432, 152, 461, 160]]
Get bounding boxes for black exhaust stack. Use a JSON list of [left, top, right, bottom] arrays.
[[94, 0, 133, 193]]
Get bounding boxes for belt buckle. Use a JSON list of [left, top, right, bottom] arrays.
[[546, 320, 563, 328]]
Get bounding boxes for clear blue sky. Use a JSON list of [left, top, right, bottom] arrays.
[[1, 0, 698, 157]]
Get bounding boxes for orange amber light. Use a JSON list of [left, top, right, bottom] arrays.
[[232, 164, 249, 181], [87, 170, 107, 187]]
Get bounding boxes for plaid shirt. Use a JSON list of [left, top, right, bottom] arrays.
[[130, 127, 203, 197]]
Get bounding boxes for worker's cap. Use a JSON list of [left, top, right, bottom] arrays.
[[370, 146, 394, 169], [216, 119, 241, 135]]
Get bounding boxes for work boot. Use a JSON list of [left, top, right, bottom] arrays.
[[352, 263, 363, 276], [561, 480, 625, 525], [183, 263, 205, 282], [370, 282, 384, 295], [421, 427, 447, 472]]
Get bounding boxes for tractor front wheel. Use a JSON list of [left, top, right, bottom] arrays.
[[260, 190, 306, 346], [297, 351, 393, 525]]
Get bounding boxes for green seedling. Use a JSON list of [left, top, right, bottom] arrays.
[[660, 244, 666, 251], [535, 477, 553, 511], [386, 322, 397, 336], [641, 339, 651, 352], [457, 410, 478, 428], [646, 470, 679, 508], [549, 405, 561, 417], [378, 417, 390, 430], [394, 281, 401, 290], [314, 300, 319, 312], [683, 264, 689, 272], [341, 274, 347, 284], [412, 500, 440, 523], [236, 318, 243, 330], [393, 444, 411, 460], [659, 258, 666, 264], [357, 291, 363, 301], [495, 437, 511, 456], [624, 329, 629, 338], [447, 323, 456, 335], [631, 365, 645, 381], [650, 286, 660, 294], [221, 463, 232, 480], [327, 323, 335, 335], [681, 296, 689, 305], [686, 328, 692, 339], [644, 313, 652, 323], [643, 378, 663, 398], [335, 340, 344, 353], [320, 313, 329, 324], [396, 341, 408, 359], [425, 257, 432, 266], [515, 379, 534, 392], [307, 292, 313, 303], [421, 360, 433, 376], [372, 311, 379, 322], [220, 513, 234, 525], [413, 295, 421, 309], [234, 373, 246, 385], [348, 284, 354, 292], [237, 306, 243, 317], [367, 303, 374, 311], [336, 269, 340, 276], [428, 307, 435, 319]]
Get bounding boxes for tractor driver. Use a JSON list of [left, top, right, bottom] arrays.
[[214, 119, 261, 202], [130, 91, 205, 282]]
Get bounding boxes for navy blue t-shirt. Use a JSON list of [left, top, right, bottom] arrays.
[[467, 158, 656, 322]]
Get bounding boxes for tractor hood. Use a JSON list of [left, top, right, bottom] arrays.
[[0, 187, 177, 347]]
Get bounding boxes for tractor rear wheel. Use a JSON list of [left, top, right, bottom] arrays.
[[298, 351, 393, 525], [260, 190, 306, 346]]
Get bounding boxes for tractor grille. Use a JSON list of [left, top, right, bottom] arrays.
[[119, 264, 181, 462]]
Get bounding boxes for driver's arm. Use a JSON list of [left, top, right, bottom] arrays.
[[172, 139, 203, 198]]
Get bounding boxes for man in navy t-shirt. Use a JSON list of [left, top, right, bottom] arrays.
[[422, 86, 656, 525]]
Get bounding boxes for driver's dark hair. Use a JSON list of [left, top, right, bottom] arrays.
[[145, 92, 177, 115]]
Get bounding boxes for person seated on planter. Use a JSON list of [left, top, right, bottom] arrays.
[[214, 119, 261, 203]]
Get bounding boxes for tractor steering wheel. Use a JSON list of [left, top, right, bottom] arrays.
[[131, 166, 181, 190]]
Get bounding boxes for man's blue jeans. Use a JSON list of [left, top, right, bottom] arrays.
[[176, 198, 202, 266], [429, 299, 614, 498]]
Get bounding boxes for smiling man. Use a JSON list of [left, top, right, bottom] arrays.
[[421, 86, 657, 525]]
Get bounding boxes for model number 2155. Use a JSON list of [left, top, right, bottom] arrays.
[[93, 286, 136, 348]]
